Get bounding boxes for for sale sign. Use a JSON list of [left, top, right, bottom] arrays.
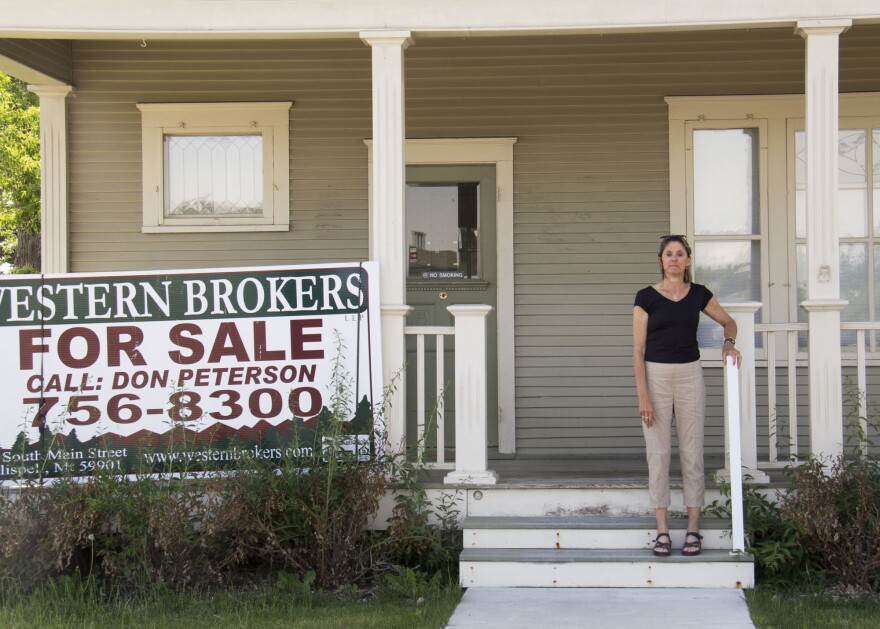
[[0, 262, 383, 480]]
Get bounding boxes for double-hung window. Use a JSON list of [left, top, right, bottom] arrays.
[[686, 122, 766, 348], [137, 102, 292, 233]]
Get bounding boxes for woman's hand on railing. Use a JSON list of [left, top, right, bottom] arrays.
[[722, 344, 742, 368]]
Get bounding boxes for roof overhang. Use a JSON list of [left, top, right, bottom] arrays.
[[1, 0, 879, 40]]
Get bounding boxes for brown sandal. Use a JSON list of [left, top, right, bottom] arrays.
[[652, 532, 672, 557], [682, 531, 703, 556]]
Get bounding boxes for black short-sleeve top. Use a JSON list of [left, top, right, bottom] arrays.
[[634, 283, 714, 364]]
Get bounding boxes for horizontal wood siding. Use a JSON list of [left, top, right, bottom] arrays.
[[68, 39, 372, 270], [66, 25, 880, 456], [0, 38, 72, 83]]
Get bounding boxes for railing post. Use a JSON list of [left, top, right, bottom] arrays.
[[444, 304, 497, 485], [719, 302, 769, 483], [724, 356, 747, 555], [382, 305, 413, 452]]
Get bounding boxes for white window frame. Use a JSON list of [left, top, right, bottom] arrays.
[[137, 102, 292, 233]]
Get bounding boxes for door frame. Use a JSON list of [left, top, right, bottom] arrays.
[[366, 137, 517, 454]]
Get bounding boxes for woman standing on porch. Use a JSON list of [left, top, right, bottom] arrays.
[[632, 235, 741, 558]]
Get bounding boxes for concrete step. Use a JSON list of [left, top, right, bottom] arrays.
[[460, 548, 754, 589], [462, 516, 733, 551]]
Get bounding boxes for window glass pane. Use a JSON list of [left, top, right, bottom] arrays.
[[840, 189, 868, 237], [795, 189, 806, 239], [164, 135, 263, 217], [796, 244, 807, 323], [874, 129, 880, 183], [838, 129, 867, 185], [406, 183, 480, 279], [795, 130, 806, 185], [875, 129, 880, 237], [874, 244, 880, 323], [841, 243, 869, 322], [693, 128, 760, 235], [874, 187, 880, 238], [841, 243, 868, 347], [694, 240, 760, 347]]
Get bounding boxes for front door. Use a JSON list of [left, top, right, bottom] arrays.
[[405, 165, 498, 458]]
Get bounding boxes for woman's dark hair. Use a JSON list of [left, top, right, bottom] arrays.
[[658, 235, 692, 283]]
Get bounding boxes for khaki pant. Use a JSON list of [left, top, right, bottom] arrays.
[[643, 360, 706, 509]]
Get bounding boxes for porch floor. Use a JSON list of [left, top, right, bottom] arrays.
[[419, 454, 788, 488]]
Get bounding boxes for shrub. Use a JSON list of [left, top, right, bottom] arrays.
[[779, 455, 880, 592], [705, 477, 807, 585], [222, 444, 390, 590], [0, 472, 247, 593], [386, 457, 462, 580]]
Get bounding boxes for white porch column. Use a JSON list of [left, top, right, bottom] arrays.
[[719, 303, 769, 483], [361, 31, 413, 452], [28, 84, 74, 274], [445, 304, 497, 485], [796, 20, 851, 460]]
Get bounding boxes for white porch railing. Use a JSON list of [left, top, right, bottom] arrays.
[[403, 304, 496, 485], [739, 318, 877, 467], [403, 324, 454, 469], [755, 322, 808, 465], [840, 321, 880, 457], [724, 356, 747, 554]]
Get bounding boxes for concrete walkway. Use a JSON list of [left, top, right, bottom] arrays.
[[446, 587, 756, 628]]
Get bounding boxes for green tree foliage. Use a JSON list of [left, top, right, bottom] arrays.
[[0, 71, 40, 270]]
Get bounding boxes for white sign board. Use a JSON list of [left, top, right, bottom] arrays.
[[0, 262, 382, 479]]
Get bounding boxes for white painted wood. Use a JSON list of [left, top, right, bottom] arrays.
[[721, 303, 768, 484], [800, 301, 847, 458], [857, 328, 868, 456], [436, 333, 446, 463], [835, 323, 876, 456], [29, 84, 74, 274], [766, 331, 778, 462], [460, 552, 755, 588], [362, 32, 413, 454], [404, 325, 455, 465], [724, 356, 747, 555], [445, 304, 497, 485], [464, 525, 731, 551], [788, 330, 799, 457], [381, 304, 413, 452], [416, 332, 426, 459], [796, 20, 851, 461], [361, 31, 411, 306], [404, 326, 455, 336], [3, 0, 877, 39]]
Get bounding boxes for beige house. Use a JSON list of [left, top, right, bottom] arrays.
[[2, 0, 880, 587]]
